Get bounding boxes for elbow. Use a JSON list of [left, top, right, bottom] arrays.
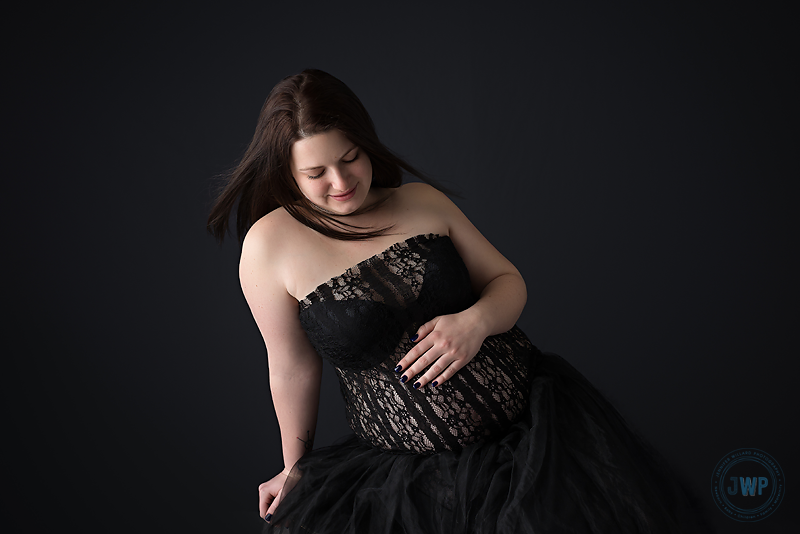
[[516, 272, 527, 305], [502, 270, 527, 302]]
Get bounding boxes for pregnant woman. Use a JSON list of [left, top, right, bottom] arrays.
[[207, 69, 711, 534]]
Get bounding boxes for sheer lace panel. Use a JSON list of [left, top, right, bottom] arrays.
[[298, 234, 536, 453]]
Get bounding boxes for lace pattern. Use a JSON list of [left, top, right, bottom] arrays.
[[298, 234, 536, 453]]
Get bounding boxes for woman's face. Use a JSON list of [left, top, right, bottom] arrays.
[[290, 129, 373, 215]]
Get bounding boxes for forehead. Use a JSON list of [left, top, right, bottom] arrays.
[[291, 129, 353, 168]]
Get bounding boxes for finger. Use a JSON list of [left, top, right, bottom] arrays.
[[411, 317, 438, 343], [394, 316, 440, 377], [395, 334, 437, 378], [427, 358, 467, 388], [402, 341, 447, 388], [258, 483, 274, 519], [413, 355, 457, 390], [265, 487, 284, 522]]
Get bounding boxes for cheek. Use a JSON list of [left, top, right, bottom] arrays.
[[359, 158, 373, 179], [297, 180, 321, 199]]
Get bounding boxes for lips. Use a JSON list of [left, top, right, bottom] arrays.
[[329, 184, 357, 201]]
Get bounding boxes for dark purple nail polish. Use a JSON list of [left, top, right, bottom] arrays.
[[394, 365, 402, 373], [400, 375, 408, 383], [410, 334, 418, 342], [265, 513, 272, 522], [413, 382, 420, 389], [431, 381, 438, 387]]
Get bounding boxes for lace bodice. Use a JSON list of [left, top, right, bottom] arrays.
[[298, 234, 536, 454]]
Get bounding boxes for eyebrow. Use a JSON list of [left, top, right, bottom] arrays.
[[298, 145, 357, 172]]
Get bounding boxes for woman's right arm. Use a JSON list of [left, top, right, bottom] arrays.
[[239, 219, 323, 520]]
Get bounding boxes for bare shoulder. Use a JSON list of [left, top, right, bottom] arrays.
[[392, 182, 460, 223], [395, 181, 450, 204], [391, 182, 464, 235], [243, 208, 295, 251], [241, 210, 283, 266], [240, 208, 306, 292]]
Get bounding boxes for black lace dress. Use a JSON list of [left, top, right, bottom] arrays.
[[265, 234, 712, 534]]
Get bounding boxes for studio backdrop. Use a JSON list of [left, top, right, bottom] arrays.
[[9, 2, 795, 533]]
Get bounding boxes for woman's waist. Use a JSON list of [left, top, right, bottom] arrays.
[[335, 334, 536, 453], [343, 377, 531, 453]]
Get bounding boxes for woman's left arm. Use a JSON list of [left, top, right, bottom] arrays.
[[395, 185, 527, 389]]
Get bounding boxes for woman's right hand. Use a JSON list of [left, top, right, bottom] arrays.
[[259, 471, 287, 522]]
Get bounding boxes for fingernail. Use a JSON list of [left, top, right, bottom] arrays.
[[400, 375, 408, 383], [394, 365, 402, 373], [265, 513, 272, 522], [410, 334, 418, 342], [413, 382, 420, 389], [431, 381, 438, 387]]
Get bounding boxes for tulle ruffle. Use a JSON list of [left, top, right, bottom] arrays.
[[264, 351, 713, 534]]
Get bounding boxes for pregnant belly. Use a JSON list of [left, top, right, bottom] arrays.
[[336, 327, 536, 453]]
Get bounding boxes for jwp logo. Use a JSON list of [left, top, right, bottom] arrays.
[[711, 448, 784, 522], [727, 476, 768, 496]]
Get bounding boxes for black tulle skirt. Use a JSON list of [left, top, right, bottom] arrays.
[[264, 351, 714, 534]]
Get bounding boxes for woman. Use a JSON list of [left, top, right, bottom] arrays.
[[208, 69, 712, 533]]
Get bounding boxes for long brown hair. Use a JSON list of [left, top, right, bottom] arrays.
[[207, 69, 444, 243]]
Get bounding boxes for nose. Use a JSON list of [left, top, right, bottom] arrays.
[[328, 166, 349, 191]]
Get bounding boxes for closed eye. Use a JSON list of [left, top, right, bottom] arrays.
[[342, 151, 359, 163], [307, 150, 358, 179]]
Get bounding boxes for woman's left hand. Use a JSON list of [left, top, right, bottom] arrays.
[[395, 310, 488, 390]]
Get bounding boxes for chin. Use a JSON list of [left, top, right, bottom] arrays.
[[335, 205, 359, 215], [328, 192, 367, 214]]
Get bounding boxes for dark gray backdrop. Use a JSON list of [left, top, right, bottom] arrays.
[[9, 2, 796, 533]]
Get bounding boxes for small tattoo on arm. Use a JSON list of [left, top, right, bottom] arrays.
[[298, 430, 313, 450]]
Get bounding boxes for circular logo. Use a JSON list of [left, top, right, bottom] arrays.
[[711, 448, 785, 521]]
